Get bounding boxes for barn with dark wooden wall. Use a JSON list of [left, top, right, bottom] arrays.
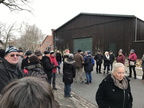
[[53, 13, 144, 58]]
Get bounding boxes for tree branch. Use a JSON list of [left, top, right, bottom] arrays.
[[0, 0, 33, 13]]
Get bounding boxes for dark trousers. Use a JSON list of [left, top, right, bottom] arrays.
[[64, 83, 71, 97], [57, 61, 61, 73], [52, 73, 56, 88], [96, 63, 101, 73], [110, 62, 114, 71], [129, 66, 136, 78], [104, 65, 110, 73], [142, 71, 144, 80], [47, 73, 52, 84]]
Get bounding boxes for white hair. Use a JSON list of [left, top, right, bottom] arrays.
[[104, 51, 109, 55], [112, 63, 125, 73]]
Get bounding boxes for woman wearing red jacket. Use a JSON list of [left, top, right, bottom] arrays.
[[116, 51, 125, 64], [128, 49, 137, 79], [50, 51, 59, 90]]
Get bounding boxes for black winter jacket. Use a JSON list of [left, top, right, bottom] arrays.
[[94, 53, 103, 64], [56, 53, 62, 62], [21, 57, 30, 69], [63, 58, 76, 84], [41, 56, 54, 75], [96, 74, 133, 108], [0, 59, 23, 93], [103, 55, 111, 66]]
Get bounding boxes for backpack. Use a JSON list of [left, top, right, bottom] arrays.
[[84, 56, 93, 72]]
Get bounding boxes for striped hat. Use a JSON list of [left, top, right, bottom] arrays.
[[5, 46, 18, 56]]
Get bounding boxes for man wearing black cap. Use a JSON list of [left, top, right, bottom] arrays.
[[41, 51, 56, 84], [94, 50, 103, 74], [21, 50, 33, 70], [0, 46, 23, 93]]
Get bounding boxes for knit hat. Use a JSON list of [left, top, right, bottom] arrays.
[[44, 51, 50, 54], [119, 49, 123, 53], [130, 49, 134, 52], [87, 51, 91, 54], [68, 53, 74, 59], [5, 46, 18, 56], [65, 49, 70, 53], [50, 51, 55, 54]]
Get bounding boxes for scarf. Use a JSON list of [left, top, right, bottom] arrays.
[[106, 55, 110, 59], [111, 74, 128, 90]]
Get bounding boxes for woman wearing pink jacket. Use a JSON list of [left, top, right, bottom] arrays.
[[128, 49, 137, 79], [50, 51, 59, 90]]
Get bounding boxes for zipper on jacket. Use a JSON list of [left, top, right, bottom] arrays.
[[122, 90, 126, 108]]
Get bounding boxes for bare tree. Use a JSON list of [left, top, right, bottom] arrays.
[[18, 23, 44, 51], [0, 0, 33, 12], [0, 22, 5, 40], [4, 22, 16, 48], [0, 22, 19, 48]]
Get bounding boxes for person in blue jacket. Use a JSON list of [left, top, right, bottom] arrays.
[[83, 50, 94, 84]]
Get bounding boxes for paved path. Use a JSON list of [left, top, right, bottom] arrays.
[[55, 63, 144, 108], [54, 81, 97, 108]]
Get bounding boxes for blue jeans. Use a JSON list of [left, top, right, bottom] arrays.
[[64, 83, 71, 97], [85, 72, 92, 83]]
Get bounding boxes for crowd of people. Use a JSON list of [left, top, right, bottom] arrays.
[[0, 45, 143, 108]]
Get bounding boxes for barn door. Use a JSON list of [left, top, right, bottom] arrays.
[[109, 43, 116, 54], [73, 37, 92, 53]]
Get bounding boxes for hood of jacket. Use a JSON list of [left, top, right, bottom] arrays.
[[64, 58, 75, 64], [26, 63, 42, 70]]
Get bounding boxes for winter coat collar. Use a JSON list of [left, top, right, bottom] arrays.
[[3, 58, 18, 69], [42, 56, 49, 61], [103, 74, 130, 84]]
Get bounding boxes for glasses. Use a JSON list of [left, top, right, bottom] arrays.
[[10, 54, 20, 57]]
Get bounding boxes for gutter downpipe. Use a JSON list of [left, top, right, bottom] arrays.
[[135, 17, 137, 41]]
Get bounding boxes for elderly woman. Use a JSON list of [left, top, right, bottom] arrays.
[[103, 51, 111, 74], [96, 63, 133, 108]]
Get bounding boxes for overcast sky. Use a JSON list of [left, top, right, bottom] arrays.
[[0, 0, 144, 36]]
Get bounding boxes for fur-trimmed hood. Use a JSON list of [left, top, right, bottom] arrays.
[[64, 58, 75, 64]]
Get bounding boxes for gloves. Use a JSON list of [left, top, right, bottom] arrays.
[[54, 65, 60, 69]]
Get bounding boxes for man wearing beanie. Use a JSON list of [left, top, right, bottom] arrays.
[[0, 46, 23, 93]]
